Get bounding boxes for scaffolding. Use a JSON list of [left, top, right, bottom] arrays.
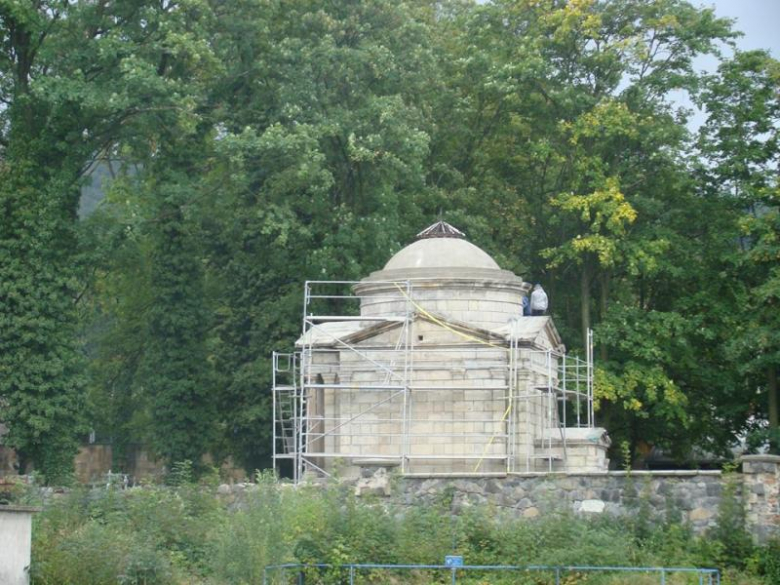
[[272, 281, 594, 482]]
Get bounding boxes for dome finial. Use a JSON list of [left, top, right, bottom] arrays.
[[416, 220, 466, 240]]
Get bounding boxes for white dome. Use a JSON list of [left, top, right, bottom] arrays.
[[356, 222, 528, 329], [383, 238, 501, 271]]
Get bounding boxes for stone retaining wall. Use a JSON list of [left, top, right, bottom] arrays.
[[392, 471, 725, 533], [349, 455, 780, 543]]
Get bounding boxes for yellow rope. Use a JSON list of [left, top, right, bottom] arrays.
[[391, 282, 513, 473], [392, 283, 509, 352], [473, 402, 512, 472]]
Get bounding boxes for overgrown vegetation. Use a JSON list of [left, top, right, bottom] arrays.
[[15, 475, 780, 584]]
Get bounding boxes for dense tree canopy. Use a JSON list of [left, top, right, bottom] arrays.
[[1, 0, 778, 479]]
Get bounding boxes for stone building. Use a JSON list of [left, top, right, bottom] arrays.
[[272, 222, 610, 480]]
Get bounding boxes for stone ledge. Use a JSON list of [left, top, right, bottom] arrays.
[[505, 470, 722, 478], [0, 505, 42, 514], [403, 472, 508, 479], [740, 454, 780, 464], [397, 470, 723, 480]]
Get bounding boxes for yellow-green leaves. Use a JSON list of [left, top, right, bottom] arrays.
[[544, 178, 637, 269], [566, 101, 642, 146], [595, 363, 688, 423]]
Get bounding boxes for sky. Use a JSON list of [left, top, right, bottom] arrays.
[[705, 0, 780, 57], [669, 1, 779, 129], [693, 0, 780, 79]]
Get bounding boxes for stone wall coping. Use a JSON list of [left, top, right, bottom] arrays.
[[506, 470, 723, 478], [740, 454, 780, 464], [0, 505, 42, 514], [403, 473, 508, 479], [397, 470, 723, 479]]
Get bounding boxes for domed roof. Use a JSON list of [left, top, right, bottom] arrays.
[[383, 237, 501, 271], [358, 220, 523, 286]]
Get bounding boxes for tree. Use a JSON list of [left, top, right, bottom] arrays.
[[198, 0, 440, 470], [141, 172, 217, 465], [424, 0, 741, 463], [698, 50, 780, 452], [542, 175, 638, 350], [0, 0, 217, 480]]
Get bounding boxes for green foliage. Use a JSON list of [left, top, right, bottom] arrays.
[[26, 480, 780, 584], [698, 49, 780, 453], [0, 0, 219, 479], [32, 476, 222, 584], [140, 174, 217, 467], [544, 178, 638, 271], [0, 162, 89, 483], [747, 538, 780, 584]]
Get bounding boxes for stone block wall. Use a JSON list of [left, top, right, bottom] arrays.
[[357, 281, 525, 331], [513, 348, 559, 472], [74, 445, 113, 483], [351, 456, 780, 543], [327, 331, 512, 475], [392, 472, 726, 533], [741, 455, 780, 543], [0, 447, 18, 476], [306, 319, 601, 476]]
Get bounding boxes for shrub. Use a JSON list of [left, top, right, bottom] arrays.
[[710, 464, 754, 569]]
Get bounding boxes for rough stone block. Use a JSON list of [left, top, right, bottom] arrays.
[[355, 468, 391, 498], [579, 499, 605, 514], [689, 507, 714, 522]]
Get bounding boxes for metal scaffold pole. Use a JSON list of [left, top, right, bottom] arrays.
[[298, 281, 312, 483], [507, 318, 517, 473], [401, 280, 413, 474], [272, 352, 278, 476], [588, 328, 594, 428]]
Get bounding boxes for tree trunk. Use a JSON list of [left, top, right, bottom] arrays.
[[769, 366, 779, 454]]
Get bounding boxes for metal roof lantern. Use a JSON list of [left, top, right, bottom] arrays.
[[415, 220, 466, 240]]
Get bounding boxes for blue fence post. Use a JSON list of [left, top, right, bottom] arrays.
[[262, 567, 268, 585], [555, 567, 561, 585], [298, 569, 304, 585], [349, 565, 355, 585], [660, 568, 666, 585], [451, 566, 457, 585]]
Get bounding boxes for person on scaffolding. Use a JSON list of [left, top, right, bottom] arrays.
[[522, 294, 531, 316], [530, 283, 548, 316]]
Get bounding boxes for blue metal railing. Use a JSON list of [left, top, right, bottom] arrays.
[[263, 562, 721, 585]]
